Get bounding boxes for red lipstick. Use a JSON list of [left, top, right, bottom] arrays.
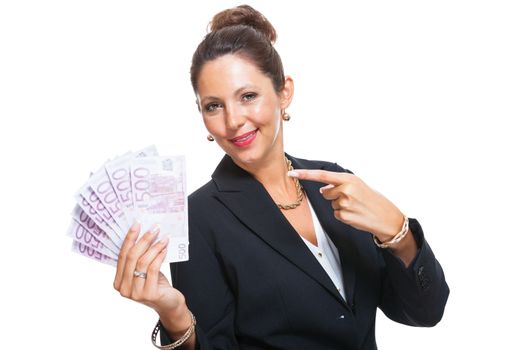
[[229, 129, 258, 148]]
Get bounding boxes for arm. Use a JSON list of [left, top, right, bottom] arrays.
[[329, 162, 449, 326], [289, 162, 449, 326], [113, 224, 198, 349], [113, 221, 238, 349]]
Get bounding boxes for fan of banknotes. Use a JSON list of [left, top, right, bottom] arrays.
[[67, 145, 189, 266]]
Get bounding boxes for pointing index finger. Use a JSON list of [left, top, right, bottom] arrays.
[[288, 169, 349, 186]]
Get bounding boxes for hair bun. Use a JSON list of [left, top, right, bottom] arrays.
[[209, 4, 277, 44]]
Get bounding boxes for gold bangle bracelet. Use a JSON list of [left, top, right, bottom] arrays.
[[151, 311, 196, 349], [373, 215, 410, 249]]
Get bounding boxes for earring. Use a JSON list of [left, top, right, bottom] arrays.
[[207, 135, 215, 142], [282, 111, 291, 121]]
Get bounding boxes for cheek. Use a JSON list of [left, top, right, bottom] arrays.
[[261, 103, 281, 141], [256, 98, 281, 128], [251, 93, 278, 119], [203, 117, 224, 135]]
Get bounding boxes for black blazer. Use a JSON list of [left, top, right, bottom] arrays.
[[162, 154, 449, 350]]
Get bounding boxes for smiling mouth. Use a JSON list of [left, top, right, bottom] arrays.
[[229, 129, 258, 147]]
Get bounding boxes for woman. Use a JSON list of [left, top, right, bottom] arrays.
[[114, 5, 449, 349]]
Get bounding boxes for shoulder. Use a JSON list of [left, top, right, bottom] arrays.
[[188, 179, 216, 202], [188, 179, 219, 214]]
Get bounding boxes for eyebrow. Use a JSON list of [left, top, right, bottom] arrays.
[[200, 85, 257, 103]]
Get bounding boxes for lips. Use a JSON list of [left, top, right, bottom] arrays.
[[229, 129, 258, 147]]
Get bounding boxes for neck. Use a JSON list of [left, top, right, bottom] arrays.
[[232, 151, 297, 203], [251, 153, 289, 191]]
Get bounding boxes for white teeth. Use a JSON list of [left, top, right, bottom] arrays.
[[234, 131, 255, 142]]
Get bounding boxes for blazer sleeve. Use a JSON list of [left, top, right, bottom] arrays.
[[159, 224, 239, 349], [378, 218, 449, 326], [328, 161, 449, 327]]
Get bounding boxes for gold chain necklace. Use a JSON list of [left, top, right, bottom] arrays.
[[276, 157, 304, 210]]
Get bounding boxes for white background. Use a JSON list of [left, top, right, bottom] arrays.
[[1, 0, 524, 348]]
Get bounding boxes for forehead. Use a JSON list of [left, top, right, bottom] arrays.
[[197, 54, 273, 98]]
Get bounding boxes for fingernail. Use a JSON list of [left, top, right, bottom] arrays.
[[150, 224, 161, 235], [130, 221, 141, 233], [160, 237, 169, 245], [288, 170, 299, 177], [319, 184, 334, 194]]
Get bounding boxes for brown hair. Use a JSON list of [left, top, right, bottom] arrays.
[[190, 5, 285, 93]]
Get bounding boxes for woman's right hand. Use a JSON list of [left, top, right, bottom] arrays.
[[113, 222, 184, 315]]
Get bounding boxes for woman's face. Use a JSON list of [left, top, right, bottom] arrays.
[[196, 54, 292, 167]]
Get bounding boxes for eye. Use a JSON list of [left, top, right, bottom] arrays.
[[241, 92, 257, 102], [205, 102, 222, 113]]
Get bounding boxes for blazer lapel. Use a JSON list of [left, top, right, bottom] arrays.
[[291, 156, 358, 308], [211, 154, 355, 310]]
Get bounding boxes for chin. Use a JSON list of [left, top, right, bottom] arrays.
[[227, 148, 265, 166], [221, 135, 276, 167], [232, 152, 259, 164]]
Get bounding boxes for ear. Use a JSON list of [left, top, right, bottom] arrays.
[[279, 75, 294, 110]]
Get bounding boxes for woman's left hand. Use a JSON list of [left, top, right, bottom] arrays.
[[289, 169, 404, 242]]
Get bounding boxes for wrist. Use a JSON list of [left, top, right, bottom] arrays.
[[152, 305, 196, 349], [157, 298, 192, 338], [373, 215, 410, 249], [373, 213, 405, 242]]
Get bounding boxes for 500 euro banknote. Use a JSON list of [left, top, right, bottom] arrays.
[[130, 155, 188, 262], [68, 146, 189, 266]]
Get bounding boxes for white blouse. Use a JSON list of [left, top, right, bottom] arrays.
[[299, 198, 347, 301]]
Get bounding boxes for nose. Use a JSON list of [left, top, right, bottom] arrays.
[[224, 105, 246, 131]]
